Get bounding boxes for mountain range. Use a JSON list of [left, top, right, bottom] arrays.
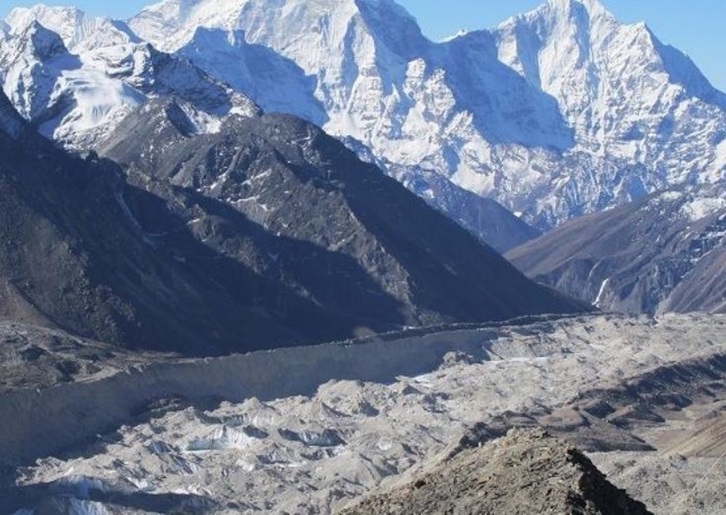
[[0, 2, 725, 511], [118, 0, 726, 231], [0, 0, 723, 320], [1, 0, 723, 246]]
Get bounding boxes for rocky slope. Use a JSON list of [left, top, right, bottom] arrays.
[[508, 185, 726, 315], [101, 98, 584, 333], [127, 0, 726, 230], [342, 429, 651, 515], [0, 91, 290, 355], [0, 91, 583, 354]]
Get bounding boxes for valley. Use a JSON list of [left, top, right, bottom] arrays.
[[0, 0, 724, 512]]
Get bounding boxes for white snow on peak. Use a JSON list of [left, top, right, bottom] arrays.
[[127, 0, 726, 228], [7, 5, 139, 52], [439, 29, 470, 43], [681, 197, 726, 223], [0, 3, 258, 150], [546, 0, 612, 17]]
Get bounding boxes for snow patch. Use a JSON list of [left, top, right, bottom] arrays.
[[185, 426, 256, 452], [594, 278, 611, 308], [178, 102, 222, 134], [681, 198, 726, 222]]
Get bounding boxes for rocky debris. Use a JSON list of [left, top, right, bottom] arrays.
[[0, 322, 173, 392], [340, 429, 652, 515], [591, 399, 726, 515], [668, 412, 726, 459]]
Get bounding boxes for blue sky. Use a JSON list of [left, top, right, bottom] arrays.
[[1, 0, 724, 90]]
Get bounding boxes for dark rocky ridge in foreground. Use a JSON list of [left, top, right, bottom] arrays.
[[98, 98, 585, 351]]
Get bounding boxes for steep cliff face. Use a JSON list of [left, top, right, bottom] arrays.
[[2, 0, 725, 318], [0, 92, 295, 354], [494, 0, 726, 225]]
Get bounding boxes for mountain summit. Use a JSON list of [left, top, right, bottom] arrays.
[[0, 5, 258, 148]]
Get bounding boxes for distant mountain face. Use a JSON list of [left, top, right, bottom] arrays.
[[126, 0, 726, 230], [1, 0, 724, 319], [6, 0, 722, 244], [0, 90, 584, 354], [507, 186, 726, 315]]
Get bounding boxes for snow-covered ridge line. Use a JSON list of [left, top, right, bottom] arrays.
[[2, 0, 726, 236], [0, 5, 259, 150]]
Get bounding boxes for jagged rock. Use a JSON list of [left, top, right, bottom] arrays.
[[340, 429, 652, 515]]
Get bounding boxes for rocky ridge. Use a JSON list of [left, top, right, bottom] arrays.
[[341, 429, 651, 515], [0, 89, 583, 355]]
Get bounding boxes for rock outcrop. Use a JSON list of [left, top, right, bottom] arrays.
[[341, 429, 652, 515]]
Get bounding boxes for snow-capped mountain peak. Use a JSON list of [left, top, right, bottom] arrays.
[[546, 0, 612, 17], [0, 4, 258, 149], [6, 5, 139, 53], [2, 0, 725, 238]]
